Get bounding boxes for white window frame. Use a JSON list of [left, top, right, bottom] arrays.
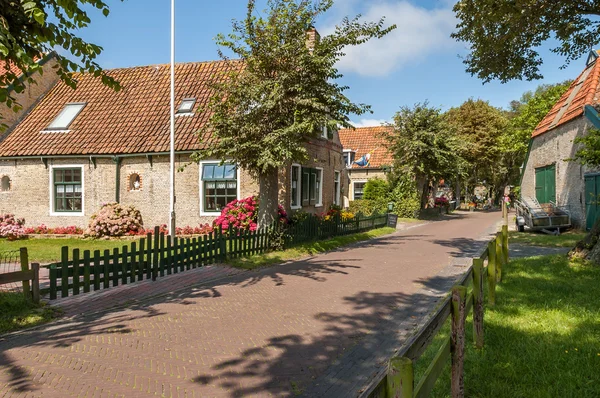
[[334, 170, 341, 206], [198, 160, 241, 217], [49, 164, 85, 217], [343, 149, 355, 168], [315, 167, 323, 207], [291, 163, 302, 210], [352, 180, 367, 201]]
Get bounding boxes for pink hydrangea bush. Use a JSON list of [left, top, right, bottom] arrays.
[[213, 196, 287, 234], [87, 203, 144, 238], [0, 214, 26, 240]]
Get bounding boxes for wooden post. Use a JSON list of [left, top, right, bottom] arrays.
[[472, 259, 484, 349], [487, 240, 497, 306], [386, 356, 413, 398], [502, 224, 509, 265], [19, 247, 30, 301], [502, 200, 508, 225], [451, 285, 467, 398], [152, 226, 159, 281], [31, 263, 40, 304], [495, 234, 503, 283]]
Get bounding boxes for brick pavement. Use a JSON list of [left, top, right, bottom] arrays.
[[0, 211, 500, 397]]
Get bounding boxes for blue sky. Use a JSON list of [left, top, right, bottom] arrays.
[[78, 0, 585, 126]]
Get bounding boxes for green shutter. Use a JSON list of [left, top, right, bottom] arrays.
[[535, 164, 556, 204], [535, 168, 546, 203], [547, 164, 556, 203]]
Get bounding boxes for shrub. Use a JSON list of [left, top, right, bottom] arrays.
[[87, 203, 144, 238], [322, 206, 355, 221], [389, 174, 420, 218], [348, 199, 387, 216], [0, 214, 26, 240], [213, 196, 287, 234], [23, 224, 84, 235], [363, 178, 390, 201], [175, 224, 214, 236]]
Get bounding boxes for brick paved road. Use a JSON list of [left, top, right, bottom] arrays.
[[0, 211, 500, 398]]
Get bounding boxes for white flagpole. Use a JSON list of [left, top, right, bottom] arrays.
[[169, 0, 176, 237]]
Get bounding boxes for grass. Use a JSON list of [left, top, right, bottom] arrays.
[[0, 292, 62, 334], [0, 238, 140, 264], [413, 254, 600, 397], [509, 230, 586, 248], [227, 227, 396, 270]]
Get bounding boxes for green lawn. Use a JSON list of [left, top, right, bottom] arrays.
[[414, 254, 600, 397], [509, 230, 586, 248], [227, 227, 396, 269], [0, 292, 62, 334], [0, 238, 139, 264]]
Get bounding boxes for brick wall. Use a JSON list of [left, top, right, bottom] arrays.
[[521, 116, 599, 228], [0, 56, 59, 130]]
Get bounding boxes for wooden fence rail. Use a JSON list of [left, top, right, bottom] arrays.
[[363, 223, 509, 398], [0, 248, 40, 303], [46, 213, 388, 300]]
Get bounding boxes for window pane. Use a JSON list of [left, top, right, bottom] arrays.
[[213, 165, 226, 179], [63, 170, 72, 182], [216, 181, 227, 190], [310, 174, 317, 201], [73, 169, 81, 182], [48, 103, 85, 129], [354, 182, 365, 200], [216, 196, 227, 210], [202, 165, 215, 180], [72, 198, 82, 211], [227, 188, 237, 196], [56, 185, 65, 194], [205, 196, 216, 210], [226, 181, 237, 189], [224, 165, 236, 179], [178, 98, 195, 113], [54, 170, 63, 183]]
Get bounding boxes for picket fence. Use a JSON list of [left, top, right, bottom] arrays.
[[46, 213, 389, 299]]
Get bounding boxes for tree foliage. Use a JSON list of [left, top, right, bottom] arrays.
[[452, 0, 600, 82], [196, 0, 394, 225], [572, 128, 600, 167], [384, 102, 463, 208], [0, 0, 121, 127]]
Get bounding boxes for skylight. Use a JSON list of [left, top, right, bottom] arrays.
[[47, 103, 86, 130], [177, 98, 196, 114]]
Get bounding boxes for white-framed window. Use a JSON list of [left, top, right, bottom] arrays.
[[49, 165, 84, 216], [343, 149, 356, 168], [353, 181, 366, 200], [321, 125, 328, 139], [334, 170, 341, 206], [299, 167, 323, 207], [177, 98, 196, 115], [291, 164, 301, 209], [46, 103, 86, 130], [199, 161, 240, 216]]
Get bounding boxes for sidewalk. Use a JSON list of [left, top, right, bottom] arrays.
[[0, 211, 501, 398]]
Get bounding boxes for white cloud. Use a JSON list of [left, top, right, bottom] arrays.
[[350, 118, 389, 128], [324, 1, 457, 77]]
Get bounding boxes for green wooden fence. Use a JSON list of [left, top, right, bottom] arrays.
[[47, 213, 389, 299]]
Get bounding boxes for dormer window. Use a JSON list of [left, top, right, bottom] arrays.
[[587, 50, 599, 68], [47, 103, 86, 130], [177, 98, 196, 114]]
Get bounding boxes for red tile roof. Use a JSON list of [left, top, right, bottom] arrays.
[[0, 55, 44, 83], [338, 126, 393, 168], [0, 60, 242, 156], [533, 52, 600, 137]]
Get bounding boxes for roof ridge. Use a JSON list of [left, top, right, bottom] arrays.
[[101, 59, 242, 74]]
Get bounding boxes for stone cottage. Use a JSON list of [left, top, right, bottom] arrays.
[[338, 126, 393, 207], [0, 60, 344, 229], [521, 50, 600, 229]]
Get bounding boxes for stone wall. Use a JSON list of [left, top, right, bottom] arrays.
[[521, 116, 600, 228], [0, 56, 60, 130]]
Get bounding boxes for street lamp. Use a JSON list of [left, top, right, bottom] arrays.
[[169, 0, 176, 237]]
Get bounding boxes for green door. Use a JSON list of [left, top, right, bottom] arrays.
[[535, 164, 556, 204], [584, 174, 600, 230]]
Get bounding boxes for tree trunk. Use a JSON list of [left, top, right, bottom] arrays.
[[416, 175, 429, 209], [455, 178, 461, 207], [258, 167, 280, 228]]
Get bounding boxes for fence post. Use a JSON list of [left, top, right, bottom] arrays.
[[386, 356, 413, 398], [451, 285, 467, 398], [495, 234, 503, 283], [31, 263, 40, 304], [502, 224, 509, 265], [487, 240, 497, 306], [220, 228, 227, 262], [152, 226, 159, 281], [19, 247, 30, 301], [472, 259, 484, 349]]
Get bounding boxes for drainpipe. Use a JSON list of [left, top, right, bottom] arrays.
[[113, 156, 122, 203]]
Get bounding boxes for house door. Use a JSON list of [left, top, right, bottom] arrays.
[[535, 164, 556, 204], [584, 174, 600, 230]]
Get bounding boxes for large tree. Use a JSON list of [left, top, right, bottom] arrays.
[[0, 0, 120, 129], [196, 0, 394, 225], [445, 99, 508, 202], [452, 0, 600, 82], [384, 102, 464, 209]]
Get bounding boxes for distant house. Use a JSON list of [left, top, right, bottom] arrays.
[[338, 126, 393, 206], [0, 59, 344, 228], [0, 53, 60, 132], [521, 50, 600, 229]]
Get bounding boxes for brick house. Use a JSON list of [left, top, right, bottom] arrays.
[[338, 126, 393, 207], [521, 50, 600, 229], [0, 60, 344, 228]]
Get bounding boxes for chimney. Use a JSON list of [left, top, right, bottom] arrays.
[[306, 27, 320, 54]]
